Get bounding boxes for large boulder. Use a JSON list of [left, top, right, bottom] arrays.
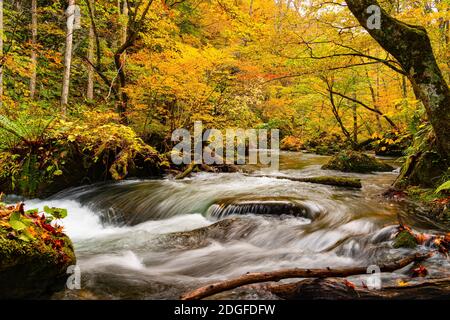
[[322, 150, 394, 173], [0, 204, 76, 299]]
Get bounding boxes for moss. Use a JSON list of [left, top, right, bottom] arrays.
[[393, 230, 418, 249], [298, 176, 362, 188], [322, 150, 394, 173], [396, 151, 447, 188], [0, 206, 76, 299]]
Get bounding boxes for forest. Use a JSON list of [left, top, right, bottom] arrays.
[[0, 0, 449, 302]]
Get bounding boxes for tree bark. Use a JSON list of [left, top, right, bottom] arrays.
[[86, 0, 95, 100], [345, 0, 450, 161], [29, 0, 38, 99], [61, 0, 76, 114], [352, 92, 358, 144], [180, 253, 430, 300]]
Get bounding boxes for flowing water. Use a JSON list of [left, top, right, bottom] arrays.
[[22, 152, 450, 299]]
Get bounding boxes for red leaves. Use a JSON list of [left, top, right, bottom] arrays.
[[412, 265, 428, 278], [343, 279, 356, 290], [432, 197, 450, 205], [396, 225, 450, 255]]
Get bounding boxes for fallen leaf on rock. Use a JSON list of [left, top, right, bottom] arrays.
[[412, 265, 428, 278]]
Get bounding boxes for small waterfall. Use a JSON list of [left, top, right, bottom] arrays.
[[206, 197, 320, 219]]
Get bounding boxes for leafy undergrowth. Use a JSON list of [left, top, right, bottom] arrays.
[[0, 113, 168, 197], [0, 201, 73, 266], [0, 200, 76, 298]]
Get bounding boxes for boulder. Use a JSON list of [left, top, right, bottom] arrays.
[[322, 150, 394, 173], [0, 204, 76, 299]]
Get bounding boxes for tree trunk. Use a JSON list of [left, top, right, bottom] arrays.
[[115, 0, 129, 121], [0, 0, 3, 109], [86, 0, 94, 100], [352, 93, 358, 144], [29, 0, 38, 99], [121, 0, 128, 45], [61, 0, 76, 114], [345, 0, 450, 161]]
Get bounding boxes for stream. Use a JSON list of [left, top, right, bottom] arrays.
[[23, 152, 450, 299]]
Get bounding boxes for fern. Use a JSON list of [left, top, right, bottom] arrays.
[[435, 180, 450, 194], [0, 115, 54, 151]]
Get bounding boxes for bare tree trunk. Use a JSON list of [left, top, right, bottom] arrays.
[[352, 93, 358, 144], [365, 68, 382, 131], [121, 0, 128, 45], [345, 0, 450, 160], [86, 0, 95, 100], [61, 0, 76, 114], [29, 0, 38, 99], [114, 0, 153, 122], [0, 0, 3, 109]]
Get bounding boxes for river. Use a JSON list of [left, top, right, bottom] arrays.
[[24, 152, 450, 299]]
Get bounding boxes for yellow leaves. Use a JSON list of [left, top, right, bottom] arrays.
[[0, 221, 11, 229], [371, 133, 381, 139], [397, 279, 409, 287]]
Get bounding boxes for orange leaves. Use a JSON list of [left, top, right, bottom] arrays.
[[396, 224, 450, 256], [343, 279, 356, 290]]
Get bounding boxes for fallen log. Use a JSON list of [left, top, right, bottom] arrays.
[[268, 277, 450, 300], [175, 163, 198, 180], [180, 253, 430, 300], [247, 174, 362, 188]]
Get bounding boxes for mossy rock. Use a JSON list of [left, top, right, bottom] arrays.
[[395, 151, 448, 188], [322, 150, 394, 173], [393, 230, 418, 249], [0, 205, 76, 299], [0, 231, 75, 299]]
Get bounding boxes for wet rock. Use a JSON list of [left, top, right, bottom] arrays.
[[158, 217, 258, 249], [322, 150, 394, 173], [206, 197, 318, 219]]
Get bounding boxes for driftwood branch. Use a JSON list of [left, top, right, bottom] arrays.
[[181, 253, 430, 300], [268, 277, 450, 300], [247, 174, 362, 188]]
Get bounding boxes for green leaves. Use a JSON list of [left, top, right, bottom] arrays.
[[9, 212, 27, 231], [8, 211, 35, 242], [43, 206, 68, 219], [435, 180, 450, 194]]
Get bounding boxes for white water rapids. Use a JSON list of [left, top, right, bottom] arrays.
[[18, 152, 450, 299]]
